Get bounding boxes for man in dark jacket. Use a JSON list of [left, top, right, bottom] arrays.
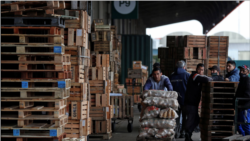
[[170, 60, 190, 138], [209, 66, 224, 81], [225, 61, 240, 82], [235, 65, 250, 136], [184, 63, 213, 141]]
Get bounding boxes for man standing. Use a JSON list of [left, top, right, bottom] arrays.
[[209, 66, 224, 81], [235, 65, 250, 136], [170, 60, 190, 138], [139, 67, 173, 121], [225, 61, 240, 82], [184, 64, 213, 141]]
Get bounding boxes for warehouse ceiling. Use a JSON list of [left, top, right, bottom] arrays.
[[139, 1, 243, 34]]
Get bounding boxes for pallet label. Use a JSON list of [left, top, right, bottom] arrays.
[[21, 81, 28, 88], [50, 129, 57, 137], [58, 81, 66, 88], [13, 129, 20, 136], [106, 107, 109, 112], [77, 29, 82, 36], [54, 46, 62, 53], [82, 120, 85, 126]]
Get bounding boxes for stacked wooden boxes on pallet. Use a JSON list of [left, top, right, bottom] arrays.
[[1, 1, 75, 141], [63, 8, 91, 141], [126, 61, 148, 104], [200, 82, 238, 141], [206, 36, 229, 76], [89, 19, 113, 140]]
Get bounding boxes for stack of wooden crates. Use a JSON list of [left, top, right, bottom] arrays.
[[88, 19, 114, 140], [200, 81, 238, 141], [126, 61, 148, 104], [64, 7, 92, 141], [0, 1, 80, 141]]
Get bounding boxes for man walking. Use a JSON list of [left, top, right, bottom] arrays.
[[170, 60, 190, 138], [225, 61, 240, 82], [235, 65, 250, 136], [184, 64, 213, 141]]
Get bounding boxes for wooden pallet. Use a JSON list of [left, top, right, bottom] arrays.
[[89, 132, 112, 140], [91, 120, 111, 134], [1, 87, 70, 100], [89, 80, 107, 94], [1, 63, 71, 71], [223, 135, 250, 141], [2, 106, 66, 118], [1, 132, 67, 141], [1, 124, 65, 137], [1, 114, 68, 128], [136, 135, 174, 141], [91, 94, 110, 107], [2, 99, 67, 110], [64, 28, 88, 47], [1, 79, 71, 89], [65, 118, 91, 138], [1, 44, 65, 54], [65, 46, 90, 66], [1, 34, 63, 45], [127, 86, 142, 94], [1, 26, 63, 35], [70, 65, 85, 83], [68, 82, 88, 101], [206, 36, 229, 76], [93, 25, 111, 32], [184, 59, 204, 74], [1, 17, 65, 27], [166, 36, 184, 48], [66, 101, 89, 120], [89, 106, 111, 120], [184, 35, 207, 48], [1, 1, 61, 13], [178, 47, 207, 59]]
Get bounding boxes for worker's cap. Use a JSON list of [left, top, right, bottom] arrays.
[[238, 65, 250, 72], [153, 63, 160, 68], [209, 66, 220, 72]]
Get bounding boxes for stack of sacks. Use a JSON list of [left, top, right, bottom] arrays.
[[139, 90, 179, 139]]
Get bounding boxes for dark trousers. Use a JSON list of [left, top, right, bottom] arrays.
[[185, 105, 200, 135], [176, 105, 186, 133]]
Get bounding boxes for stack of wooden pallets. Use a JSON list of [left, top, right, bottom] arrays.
[[206, 36, 229, 76], [1, 1, 72, 141], [63, 4, 91, 141], [200, 81, 238, 141], [89, 19, 113, 140], [125, 61, 148, 104], [1, 1, 92, 141]]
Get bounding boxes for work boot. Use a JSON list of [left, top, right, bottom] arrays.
[[179, 131, 185, 138]]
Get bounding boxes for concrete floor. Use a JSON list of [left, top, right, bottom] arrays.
[[91, 105, 201, 141]]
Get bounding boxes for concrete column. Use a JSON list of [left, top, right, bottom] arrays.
[[92, 1, 99, 21]]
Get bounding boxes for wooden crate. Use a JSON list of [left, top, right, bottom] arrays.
[[95, 54, 110, 67], [65, 10, 88, 29], [67, 101, 89, 120], [127, 86, 142, 94], [134, 95, 141, 104], [177, 47, 207, 59], [89, 67, 106, 80], [89, 80, 106, 94], [91, 31, 112, 42], [185, 59, 204, 74], [68, 82, 88, 101], [89, 107, 111, 120], [94, 41, 112, 52], [65, 118, 91, 138], [91, 93, 110, 107], [167, 36, 184, 48], [71, 65, 84, 83], [91, 119, 111, 134], [65, 46, 90, 66], [207, 36, 229, 76], [160, 58, 176, 71], [64, 28, 88, 48], [128, 69, 148, 78], [184, 35, 207, 48]]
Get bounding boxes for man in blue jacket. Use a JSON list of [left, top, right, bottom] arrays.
[[225, 61, 240, 82], [170, 60, 190, 138]]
